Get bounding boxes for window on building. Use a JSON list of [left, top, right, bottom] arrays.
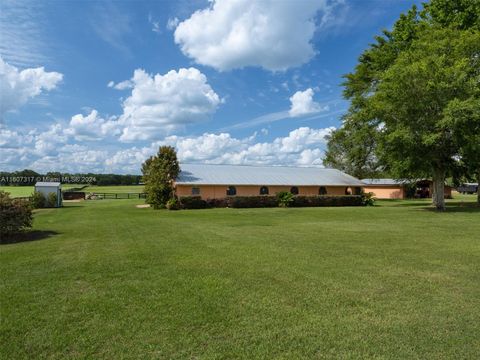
[[192, 187, 200, 195], [345, 187, 352, 195], [290, 186, 299, 195], [319, 186, 327, 195], [260, 186, 269, 195], [354, 187, 362, 195], [226, 186, 237, 196]]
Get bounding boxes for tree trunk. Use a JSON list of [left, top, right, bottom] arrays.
[[477, 170, 480, 206], [432, 168, 446, 211]]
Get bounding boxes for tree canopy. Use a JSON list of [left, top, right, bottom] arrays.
[[324, 0, 480, 209]]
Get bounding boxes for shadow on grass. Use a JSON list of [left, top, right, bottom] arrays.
[[1, 230, 59, 245], [377, 199, 479, 212], [407, 202, 480, 213]]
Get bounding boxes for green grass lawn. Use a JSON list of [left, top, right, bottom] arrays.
[[0, 186, 34, 197], [1, 198, 479, 359], [84, 184, 144, 193], [0, 185, 144, 197]]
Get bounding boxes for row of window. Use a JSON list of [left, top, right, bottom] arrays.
[[190, 186, 361, 196]]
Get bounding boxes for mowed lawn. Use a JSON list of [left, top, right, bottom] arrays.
[[1, 198, 479, 359], [0, 185, 144, 198]]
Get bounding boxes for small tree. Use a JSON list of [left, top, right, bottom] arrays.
[[0, 191, 33, 239], [142, 146, 180, 209]]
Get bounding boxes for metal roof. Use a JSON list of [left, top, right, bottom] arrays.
[[362, 178, 408, 186], [35, 182, 61, 187], [176, 164, 364, 186]]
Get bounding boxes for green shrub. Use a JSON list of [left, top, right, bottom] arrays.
[[205, 198, 229, 208], [229, 196, 278, 208], [276, 191, 294, 207], [31, 191, 46, 209], [180, 195, 364, 209], [166, 197, 180, 210], [179, 196, 208, 209], [361, 192, 376, 206], [291, 195, 363, 207], [46, 192, 58, 208], [0, 191, 33, 239]]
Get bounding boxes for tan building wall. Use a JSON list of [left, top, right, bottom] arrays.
[[363, 186, 405, 199], [364, 185, 453, 199], [176, 184, 355, 199]]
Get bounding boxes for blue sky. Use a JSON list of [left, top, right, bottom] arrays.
[[0, 0, 420, 174]]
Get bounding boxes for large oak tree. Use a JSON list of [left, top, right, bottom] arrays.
[[324, 0, 480, 210]]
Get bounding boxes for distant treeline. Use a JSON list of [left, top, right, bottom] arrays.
[[0, 169, 142, 186]]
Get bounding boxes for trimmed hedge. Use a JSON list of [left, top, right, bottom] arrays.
[[290, 195, 363, 207], [179, 195, 363, 209], [228, 196, 278, 208], [179, 196, 208, 209]]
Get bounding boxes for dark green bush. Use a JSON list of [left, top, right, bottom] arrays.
[[205, 198, 229, 208], [229, 196, 278, 208], [276, 191, 294, 207], [179, 196, 208, 209], [291, 195, 363, 207], [31, 191, 46, 209], [0, 191, 33, 238], [179, 195, 363, 209]]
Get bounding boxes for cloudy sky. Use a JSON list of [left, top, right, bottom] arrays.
[[0, 0, 419, 174]]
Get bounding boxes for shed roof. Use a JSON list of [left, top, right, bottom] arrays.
[[176, 164, 364, 186], [35, 182, 61, 187]]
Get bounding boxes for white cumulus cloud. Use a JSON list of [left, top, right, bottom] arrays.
[[1, 120, 334, 173], [0, 57, 63, 119], [289, 88, 324, 117], [173, 0, 329, 71], [117, 67, 221, 142], [64, 110, 121, 141]]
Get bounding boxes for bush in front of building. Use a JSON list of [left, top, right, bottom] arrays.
[[179, 196, 208, 209], [228, 196, 278, 208], [31, 191, 46, 209], [179, 195, 364, 209], [0, 191, 33, 239], [290, 195, 363, 207], [276, 191, 295, 207], [205, 198, 229, 208], [360, 192, 376, 206], [166, 197, 180, 210]]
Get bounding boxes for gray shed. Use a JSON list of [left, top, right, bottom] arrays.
[[34, 182, 62, 207]]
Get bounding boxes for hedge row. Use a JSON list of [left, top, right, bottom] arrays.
[[290, 195, 363, 207], [179, 195, 363, 209]]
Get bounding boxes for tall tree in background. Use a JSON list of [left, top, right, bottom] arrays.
[[372, 28, 479, 210], [323, 122, 381, 179], [324, 0, 480, 210], [142, 146, 180, 209]]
